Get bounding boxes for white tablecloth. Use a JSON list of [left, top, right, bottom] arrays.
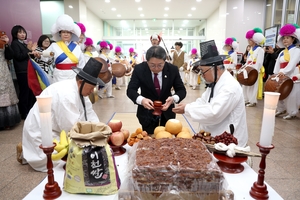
[[23, 145, 283, 200]]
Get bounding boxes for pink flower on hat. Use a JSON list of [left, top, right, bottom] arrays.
[[100, 41, 108, 49], [245, 28, 265, 45], [115, 46, 122, 53], [129, 47, 134, 53], [225, 38, 234, 45], [84, 37, 93, 46], [279, 24, 296, 36], [191, 48, 197, 54], [246, 30, 255, 39], [75, 22, 86, 34], [108, 43, 113, 50]]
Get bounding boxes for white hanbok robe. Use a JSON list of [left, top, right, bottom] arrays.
[[273, 46, 300, 116], [47, 41, 85, 83], [187, 58, 200, 87], [184, 70, 248, 147], [223, 51, 237, 72], [242, 46, 264, 104], [98, 53, 114, 97], [22, 79, 99, 172]]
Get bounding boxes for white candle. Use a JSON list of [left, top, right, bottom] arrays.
[[259, 92, 280, 147], [36, 96, 53, 147]]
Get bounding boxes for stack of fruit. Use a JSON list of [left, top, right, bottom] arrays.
[[52, 130, 70, 161], [127, 128, 152, 146], [154, 119, 192, 139], [193, 130, 216, 144], [107, 119, 130, 146]]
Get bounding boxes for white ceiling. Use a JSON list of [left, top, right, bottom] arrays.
[[83, 0, 222, 29]]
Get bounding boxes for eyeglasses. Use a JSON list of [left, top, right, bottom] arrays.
[[199, 67, 213, 75], [148, 62, 165, 69]]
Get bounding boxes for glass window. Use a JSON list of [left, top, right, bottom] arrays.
[[285, 0, 296, 24], [265, 0, 273, 28], [274, 0, 284, 26]]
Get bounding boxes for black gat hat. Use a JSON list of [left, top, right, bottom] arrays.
[[193, 40, 228, 67], [72, 57, 105, 87]]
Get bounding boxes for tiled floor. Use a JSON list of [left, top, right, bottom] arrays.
[[0, 83, 299, 199]]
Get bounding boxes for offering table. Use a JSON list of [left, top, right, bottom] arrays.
[[24, 145, 283, 200]]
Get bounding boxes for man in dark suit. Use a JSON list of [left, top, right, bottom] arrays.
[[127, 45, 186, 135]]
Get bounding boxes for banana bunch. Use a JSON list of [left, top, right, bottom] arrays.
[[51, 130, 70, 161]]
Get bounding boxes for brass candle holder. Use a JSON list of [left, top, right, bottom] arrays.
[[39, 143, 62, 199], [249, 142, 274, 200]]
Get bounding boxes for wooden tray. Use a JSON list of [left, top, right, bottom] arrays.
[[205, 143, 261, 157]]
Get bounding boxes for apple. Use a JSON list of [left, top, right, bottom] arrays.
[[121, 129, 130, 140], [110, 131, 125, 146], [108, 119, 122, 132]]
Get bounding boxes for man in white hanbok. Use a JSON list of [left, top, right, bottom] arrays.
[[22, 58, 105, 172], [173, 40, 248, 147]]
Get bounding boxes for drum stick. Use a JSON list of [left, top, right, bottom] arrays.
[[161, 37, 172, 61]]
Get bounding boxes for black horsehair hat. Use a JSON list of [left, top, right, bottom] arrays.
[[72, 57, 105, 87], [196, 40, 228, 66]]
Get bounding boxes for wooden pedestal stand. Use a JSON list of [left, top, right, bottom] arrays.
[[39, 144, 62, 200], [249, 142, 274, 200]]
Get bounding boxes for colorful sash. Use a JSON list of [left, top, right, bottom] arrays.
[[56, 41, 78, 64], [248, 46, 264, 99]]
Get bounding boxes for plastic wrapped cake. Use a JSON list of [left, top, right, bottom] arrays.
[[120, 138, 227, 200]]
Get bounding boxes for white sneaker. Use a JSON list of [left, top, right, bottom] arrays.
[[107, 95, 115, 98], [115, 86, 121, 90], [275, 111, 286, 117], [98, 95, 103, 99], [192, 86, 196, 90], [246, 103, 256, 107], [283, 115, 296, 120]]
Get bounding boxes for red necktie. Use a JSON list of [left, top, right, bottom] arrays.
[[154, 73, 161, 95]]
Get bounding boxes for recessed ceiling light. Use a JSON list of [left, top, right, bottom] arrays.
[[140, 14, 144, 17], [68, 5, 73, 8], [166, 0, 171, 2], [138, 7, 143, 11], [233, 6, 238, 9], [226, 13, 229, 15], [135, 0, 141, 2], [179, 28, 183, 30], [117, 14, 121, 17], [266, 4, 271, 6], [164, 14, 168, 17], [191, 7, 196, 10], [105, 0, 110, 2], [165, 7, 169, 10], [258, 12, 261, 14], [196, 0, 202, 2], [111, 8, 116, 11], [188, 14, 192, 17]]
